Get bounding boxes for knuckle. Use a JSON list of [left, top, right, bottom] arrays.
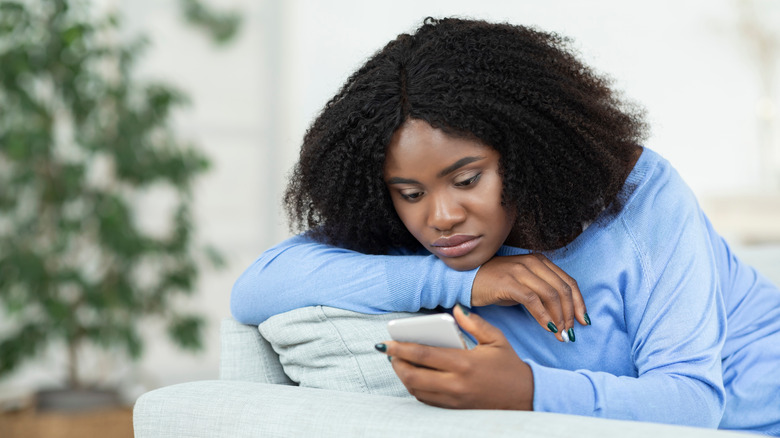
[[509, 264, 530, 278], [413, 346, 433, 364], [394, 364, 409, 381], [543, 287, 559, 301], [520, 289, 539, 304], [399, 368, 421, 387], [454, 358, 474, 375], [448, 379, 469, 398]]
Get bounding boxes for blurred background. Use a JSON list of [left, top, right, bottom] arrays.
[[1, 0, 779, 411]]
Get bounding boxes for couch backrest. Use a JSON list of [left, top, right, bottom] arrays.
[[220, 317, 295, 385]]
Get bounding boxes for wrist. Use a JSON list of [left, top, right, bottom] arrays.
[[514, 360, 535, 410]]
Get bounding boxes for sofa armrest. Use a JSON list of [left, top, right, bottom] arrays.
[[133, 380, 750, 438]]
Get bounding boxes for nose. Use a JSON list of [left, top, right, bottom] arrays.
[[427, 192, 466, 231]]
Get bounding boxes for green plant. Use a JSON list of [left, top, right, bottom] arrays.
[[0, 0, 236, 388]]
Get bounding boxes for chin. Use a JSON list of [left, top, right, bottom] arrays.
[[440, 256, 485, 271]]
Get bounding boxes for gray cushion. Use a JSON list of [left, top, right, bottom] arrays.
[[259, 307, 455, 397]]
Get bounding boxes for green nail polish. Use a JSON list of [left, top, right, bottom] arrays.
[[458, 303, 470, 316], [568, 328, 576, 342], [547, 322, 558, 333], [387, 356, 392, 363], [375, 343, 387, 352], [584, 313, 591, 325]]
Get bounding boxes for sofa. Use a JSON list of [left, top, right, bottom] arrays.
[[133, 307, 751, 437]]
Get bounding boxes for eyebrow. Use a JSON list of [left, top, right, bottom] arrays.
[[437, 156, 484, 178], [386, 155, 485, 185]]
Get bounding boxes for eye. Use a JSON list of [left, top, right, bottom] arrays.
[[454, 173, 481, 187], [400, 191, 424, 201]]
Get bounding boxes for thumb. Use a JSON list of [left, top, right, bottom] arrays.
[[454, 304, 506, 346]]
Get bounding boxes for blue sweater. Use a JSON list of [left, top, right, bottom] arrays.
[[232, 148, 780, 434]]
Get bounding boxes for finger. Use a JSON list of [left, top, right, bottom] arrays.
[[531, 254, 575, 331], [453, 304, 507, 346], [404, 388, 462, 409], [505, 267, 566, 341], [537, 255, 589, 326], [390, 354, 455, 393], [390, 356, 473, 409], [509, 284, 564, 342], [384, 341, 464, 371]]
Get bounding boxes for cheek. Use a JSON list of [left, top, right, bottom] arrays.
[[471, 178, 506, 214], [390, 198, 424, 238], [471, 180, 514, 235]]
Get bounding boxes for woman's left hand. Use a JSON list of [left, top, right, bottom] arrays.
[[377, 305, 534, 410]]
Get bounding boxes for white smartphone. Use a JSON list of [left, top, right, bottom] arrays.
[[387, 313, 467, 349]]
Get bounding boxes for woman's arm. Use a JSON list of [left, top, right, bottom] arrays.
[[230, 234, 477, 325], [231, 234, 588, 339]]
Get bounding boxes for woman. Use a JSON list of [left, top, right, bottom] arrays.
[[231, 18, 780, 434]]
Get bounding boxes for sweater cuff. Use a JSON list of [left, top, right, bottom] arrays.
[[527, 359, 596, 416]]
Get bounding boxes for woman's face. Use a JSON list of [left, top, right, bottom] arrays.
[[384, 119, 516, 271]]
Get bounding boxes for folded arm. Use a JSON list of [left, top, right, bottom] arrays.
[[230, 234, 478, 325]]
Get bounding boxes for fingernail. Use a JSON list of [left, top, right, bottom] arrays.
[[375, 343, 387, 352], [568, 328, 576, 342], [584, 313, 591, 325], [387, 356, 393, 363], [547, 321, 558, 333], [458, 303, 470, 316], [561, 329, 569, 342]]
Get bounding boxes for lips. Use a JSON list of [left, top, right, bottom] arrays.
[[430, 235, 481, 258]]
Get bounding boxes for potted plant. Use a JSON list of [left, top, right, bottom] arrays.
[[0, 0, 239, 412]]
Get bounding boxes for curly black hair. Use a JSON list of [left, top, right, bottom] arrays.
[[284, 17, 647, 254]]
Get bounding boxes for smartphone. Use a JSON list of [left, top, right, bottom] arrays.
[[387, 313, 467, 349]]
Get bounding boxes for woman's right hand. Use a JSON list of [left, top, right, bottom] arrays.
[[471, 253, 589, 342]]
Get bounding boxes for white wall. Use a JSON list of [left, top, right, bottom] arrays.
[[285, 0, 780, 194], [1, 0, 778, 402]]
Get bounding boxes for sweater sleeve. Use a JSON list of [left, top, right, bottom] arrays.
[[528, 190, 727, 427], [230, 234, 478, 325]]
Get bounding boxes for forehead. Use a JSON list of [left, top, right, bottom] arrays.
[[384, 120, 497, 174]]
